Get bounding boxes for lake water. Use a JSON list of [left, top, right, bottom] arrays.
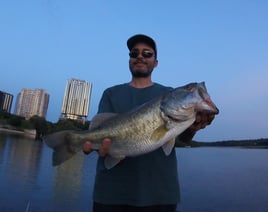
[[1, 133, 268, 212]]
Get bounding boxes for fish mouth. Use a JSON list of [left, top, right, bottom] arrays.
[[201, 98, 219, 115], [208, 104, 220, 115], [200, 107, 219, 115], [214, 106, 220, 114]]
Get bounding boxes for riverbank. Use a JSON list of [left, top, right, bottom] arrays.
[[191, 138, 268, 147], [0, 126, 36, 139]]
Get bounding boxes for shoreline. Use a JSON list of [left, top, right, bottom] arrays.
[[0, 127, 36, 139]]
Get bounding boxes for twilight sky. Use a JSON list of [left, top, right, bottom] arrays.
[[1, 0, 267, 141]]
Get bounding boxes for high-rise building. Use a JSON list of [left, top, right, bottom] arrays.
[[15, 89, 49, 120], [60, 78, 92, 120], [0, 91, 13, 113]]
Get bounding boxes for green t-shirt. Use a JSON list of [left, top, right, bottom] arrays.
[[93, 83, 180, 206]]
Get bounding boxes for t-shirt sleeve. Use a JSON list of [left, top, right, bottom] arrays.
[[97, 89, 114, 113]]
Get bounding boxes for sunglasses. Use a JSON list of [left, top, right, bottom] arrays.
[[129, 50, 154, 58]]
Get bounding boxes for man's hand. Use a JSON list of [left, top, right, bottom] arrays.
[[190, 111, 215, 131], [178, 111, 216, 144], [83, 138, 111, 157]]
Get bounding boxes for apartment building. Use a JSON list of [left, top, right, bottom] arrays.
[[60, 78, 92, 120], [15, 88, 49, 120], [0, 90, 13, 113]]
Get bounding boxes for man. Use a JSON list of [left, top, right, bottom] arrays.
[[83, 34, 215, 212]]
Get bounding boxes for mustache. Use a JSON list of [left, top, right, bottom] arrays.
[[133, 59, 147, 64]]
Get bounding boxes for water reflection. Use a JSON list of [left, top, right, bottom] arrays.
[[0, 134, 43, 210], [0, 134, 95, 211], [52, 153, 85, 210], [1, 133, 268, 211]]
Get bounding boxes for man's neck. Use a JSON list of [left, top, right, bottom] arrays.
[[129, 77, 153, 88]]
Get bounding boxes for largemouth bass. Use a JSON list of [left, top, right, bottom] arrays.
[[45, 82, 219, 169]]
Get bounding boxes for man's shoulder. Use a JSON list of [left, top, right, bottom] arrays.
[[108, 83, 128, 89], [104, 83, 129, 93], [103, 82, 172, 94], [153, 83, 173, 91]]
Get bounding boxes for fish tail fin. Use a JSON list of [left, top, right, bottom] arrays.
[[44, 130, 78, 166]]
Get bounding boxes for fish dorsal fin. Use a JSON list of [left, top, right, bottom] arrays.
[[151, 125, 168, 142], [104, 155, 125, 169], [162, 138, 175, 155], [90, 113, 118, 130]]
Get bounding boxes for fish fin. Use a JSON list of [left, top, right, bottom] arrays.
[[162, 138, 175, 155], [44, 130, 78, 166], [151, 125, 175, 156], [90, 113, 118, 130], [52, 145, 76, 166], [151, 125, 168, 141], [104, 155, 125, 169]]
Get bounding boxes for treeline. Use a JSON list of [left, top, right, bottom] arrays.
[[0, 111, 90, 139], [190, 138, 268, 147]]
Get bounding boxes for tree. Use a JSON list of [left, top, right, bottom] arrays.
[[29, 115, 48, 138], [8, 115, 24, 127]]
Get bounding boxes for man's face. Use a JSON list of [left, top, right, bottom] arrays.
[[129, 43, 158, 78]]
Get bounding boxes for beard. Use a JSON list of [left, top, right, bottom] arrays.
[[129, 59, 155, 78], [130, 69, 153, 78]]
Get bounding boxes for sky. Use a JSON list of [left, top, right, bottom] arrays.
[[0, 0, 267, 142]]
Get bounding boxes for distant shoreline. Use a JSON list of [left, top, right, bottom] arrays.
[[190, 139, 268, 147], [1, 125, 267, 146], [0, 127, 36, 139]]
